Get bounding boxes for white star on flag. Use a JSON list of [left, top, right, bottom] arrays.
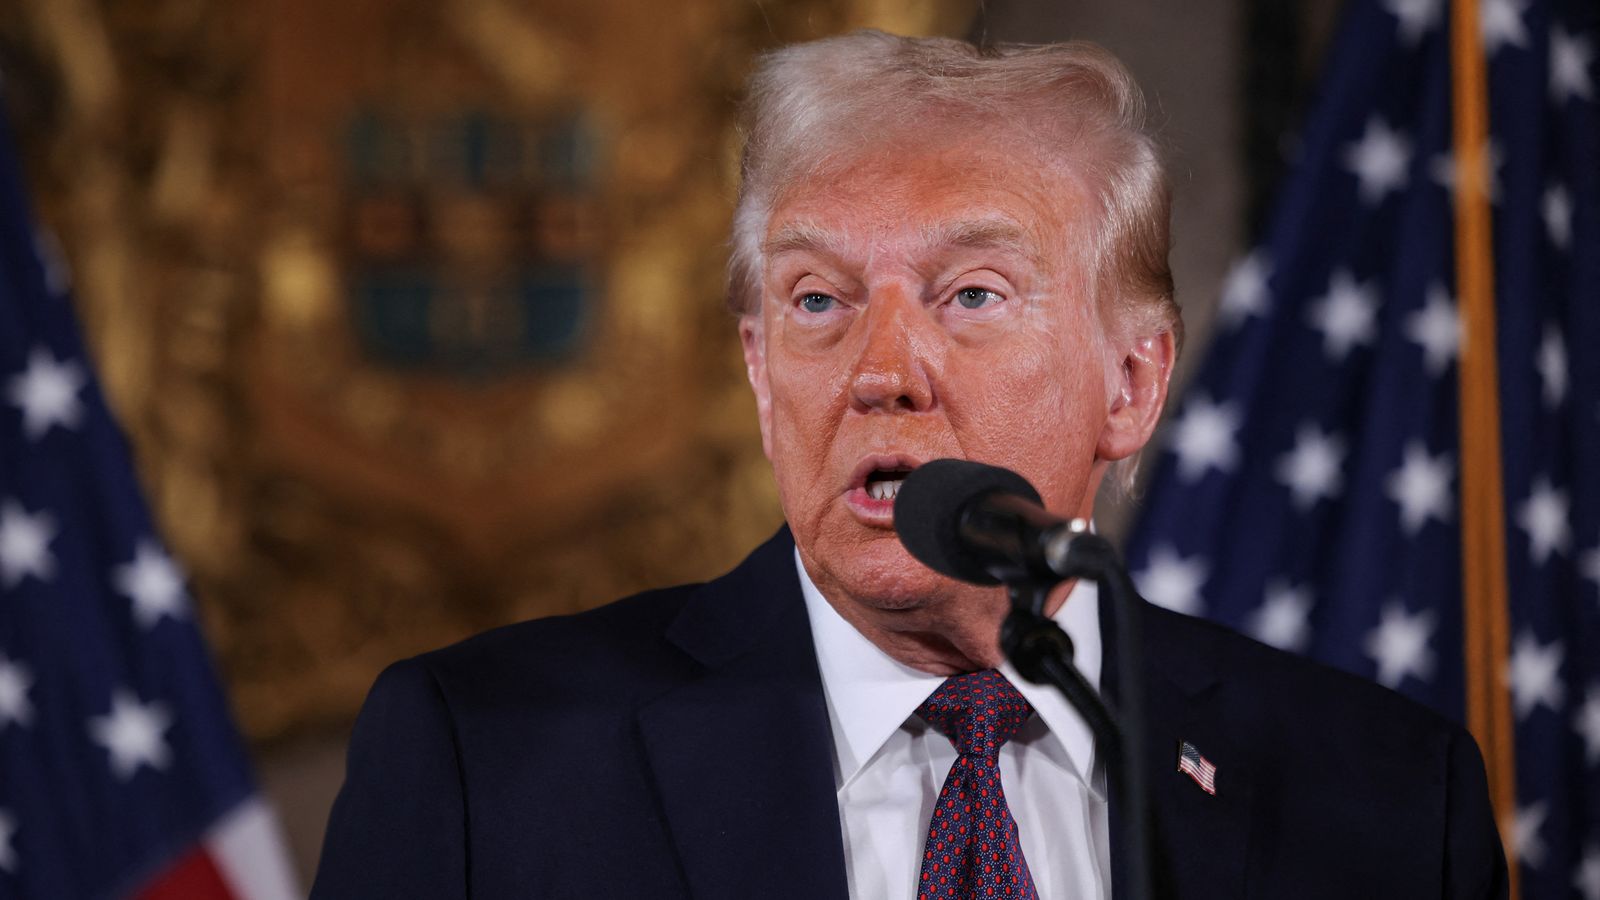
[[1480, 0, 1530, 56], [113, 540, 189, 629], [1382, 0, 1441, 44], [1550, 26, 1595, 102], [1246, 581, 1314, 652], [1306, 269, 1379, 360], [1513, 801, 1549, 869], [0, 499, 58, 588], [1342, 117, 1411, 205], [1169, 394, 1241, 482], [1582, 546, 1600, 593], [1385, 442, 1454, 535], [1219, 251, 1271, 327], [1508, 630, 1565, 719], [88, 689, 174, 780], [1576, 686, 1600, 766], [0, 809, 15, 873], [5, 346, 85, 441], [0, 654, 33, 730], [1517, 478, 1571, 565], [1537, 326, 1568, 408], [1134, 545, 1208, 615], [1545, 185, 1573, 249], [1275, 424, 1345, 510], [1579, 843, 1600, 900], [1404, 283, 1461, 376], [1364, 602, 1437, 688]]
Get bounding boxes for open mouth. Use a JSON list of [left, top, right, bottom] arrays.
[[845, 455, 925, 521], [864, 466, 914, 502]]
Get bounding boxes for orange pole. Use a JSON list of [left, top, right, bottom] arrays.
[[1450, 0, 1518, 893]]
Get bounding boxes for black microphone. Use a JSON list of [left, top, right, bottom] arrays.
[[895, 457, 1156, 900], [893, 458, 1089, 586]]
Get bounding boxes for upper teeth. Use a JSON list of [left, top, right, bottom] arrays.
[[867, 479, 903, 501]]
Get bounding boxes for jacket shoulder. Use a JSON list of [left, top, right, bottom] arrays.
[[409, 582, 704, 711], [1148, 603, 1460, 746], [1143, 607, 1507, 896], [408, 525, 801, 700]]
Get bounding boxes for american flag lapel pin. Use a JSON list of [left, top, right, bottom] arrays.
[[1177, 740, 1218, 795]]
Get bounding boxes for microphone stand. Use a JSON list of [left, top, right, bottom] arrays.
[[999, 530, 1151, 900]]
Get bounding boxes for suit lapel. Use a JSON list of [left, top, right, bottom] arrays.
[[639, 531, 1259, 900], [638, 528, 849, 900], [1105, 595, 1254, 899], [1140, 661, 1253, 898]]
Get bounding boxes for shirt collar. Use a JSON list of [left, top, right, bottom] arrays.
[[797, 547, 1102, 796]]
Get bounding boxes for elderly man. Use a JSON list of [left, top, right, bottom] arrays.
[[313, 32, 1507, 899]]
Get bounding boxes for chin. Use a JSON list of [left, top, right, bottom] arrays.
[[810, 534, 957, 611]]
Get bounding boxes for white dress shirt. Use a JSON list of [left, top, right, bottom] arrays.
[[797, 550, 1111, 900]]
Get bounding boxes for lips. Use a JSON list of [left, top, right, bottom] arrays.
[[848, 454, 923, 491], [844, 454, 925, 524]]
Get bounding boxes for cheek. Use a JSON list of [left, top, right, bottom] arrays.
[[767, 349, 834, 432], [952, 325, 1107, 500], [762, 343, 849, 493], [961, 327, 1089, 422]]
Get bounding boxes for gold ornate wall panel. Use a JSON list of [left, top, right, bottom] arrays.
[[2, 0, 972, 742]]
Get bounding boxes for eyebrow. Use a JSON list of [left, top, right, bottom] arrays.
[[763, 220, 847, 259], [921, 218, 1042, 263], [762, 216, 1044, 266]]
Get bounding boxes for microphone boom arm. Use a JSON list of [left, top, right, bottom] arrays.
[[999, 528, 1152, 900], [890, 460, 1153, 899]]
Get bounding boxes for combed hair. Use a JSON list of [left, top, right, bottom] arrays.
[[727, 30, 1181, 357]]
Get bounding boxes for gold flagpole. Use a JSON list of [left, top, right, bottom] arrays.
[[1450, 0, 1518, 893]]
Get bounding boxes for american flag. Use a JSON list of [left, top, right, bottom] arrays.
[[1127, 0, 1598, 896], [1177, 741, 1218, 796], [0, 104, 298, 897]]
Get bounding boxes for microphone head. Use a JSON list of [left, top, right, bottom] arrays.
[[893, 458, 1044, 585]]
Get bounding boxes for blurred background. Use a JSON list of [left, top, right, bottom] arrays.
[[2, 0, 1347, 885]]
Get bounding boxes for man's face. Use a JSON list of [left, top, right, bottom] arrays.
[[742, 136, 1137, 614]]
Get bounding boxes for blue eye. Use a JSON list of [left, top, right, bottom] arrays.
[[955, 287, 1001, 309], [799, 293, 836, 313]]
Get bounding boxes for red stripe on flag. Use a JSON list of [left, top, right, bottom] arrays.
[[133, 847, 239, 900]]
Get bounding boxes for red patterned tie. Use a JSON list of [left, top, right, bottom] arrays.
[[915, 669, 1039, 900]]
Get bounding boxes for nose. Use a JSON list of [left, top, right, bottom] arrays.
[[848, 288, 936, 413]]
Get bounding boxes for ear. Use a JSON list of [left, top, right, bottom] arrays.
[[739, 315, 775, 460], [1097, 328, 1175, 461]]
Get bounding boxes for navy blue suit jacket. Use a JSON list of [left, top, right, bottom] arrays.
[[312, 527, 1508, 899]]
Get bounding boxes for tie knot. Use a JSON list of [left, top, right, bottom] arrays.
[[915, 669, 1034, 757]]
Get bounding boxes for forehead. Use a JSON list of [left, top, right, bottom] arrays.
[[762, 137, 1089, 264]]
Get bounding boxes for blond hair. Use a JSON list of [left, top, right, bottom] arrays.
[[727, 30, 1181, 355]]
